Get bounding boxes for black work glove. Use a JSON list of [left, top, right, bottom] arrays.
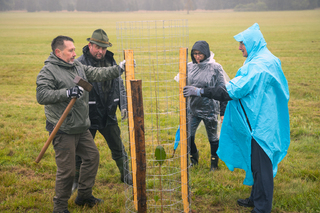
[[66, 86, 84, 98]]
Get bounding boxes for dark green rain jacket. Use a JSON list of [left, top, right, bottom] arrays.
[[36, 52, 121, 134]]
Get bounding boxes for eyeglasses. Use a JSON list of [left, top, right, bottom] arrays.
[[193, 52, 204, 56]]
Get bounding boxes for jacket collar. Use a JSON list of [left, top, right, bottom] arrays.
[[45, 52, 75, 68]]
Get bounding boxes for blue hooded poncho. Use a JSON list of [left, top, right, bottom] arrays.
[[217, 23, 290, 185]]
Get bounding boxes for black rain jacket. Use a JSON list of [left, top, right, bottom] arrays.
[[77, 45, 127, 129]]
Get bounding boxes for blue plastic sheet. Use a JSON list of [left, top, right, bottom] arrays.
[[174, 126, 180, 150]]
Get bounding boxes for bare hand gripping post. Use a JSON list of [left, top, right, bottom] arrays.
[[35, 76, 93, 163]]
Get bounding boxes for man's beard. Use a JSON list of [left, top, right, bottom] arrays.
[[68, 58, 75, 64], [94, 53, 105, 60]]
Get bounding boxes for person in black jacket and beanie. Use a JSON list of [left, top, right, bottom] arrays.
[[72, 29, 132, 193]]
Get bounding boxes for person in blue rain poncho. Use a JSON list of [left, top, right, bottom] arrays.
[[186, 40, 228, 172], [183, 23, 290, 213]]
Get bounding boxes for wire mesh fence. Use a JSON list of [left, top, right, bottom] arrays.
[[116, 20, 190, 212]]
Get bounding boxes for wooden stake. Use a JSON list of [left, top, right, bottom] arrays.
[[131, 80, 147, 213], [124, 50, 138, 210], [179, 47, 189, 213]]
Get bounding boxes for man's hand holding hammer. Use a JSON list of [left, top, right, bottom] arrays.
[[67, 86, 84, 99], [35, 77, 92, 163]]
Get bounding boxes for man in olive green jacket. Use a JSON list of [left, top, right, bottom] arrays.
[[36, 35, 126, 213]]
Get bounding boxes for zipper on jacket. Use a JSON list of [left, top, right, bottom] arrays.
[[239, 100, 252, 132]]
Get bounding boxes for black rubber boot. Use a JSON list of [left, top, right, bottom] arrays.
[[75, 195, 103, 207], [116, 157, 133, 185], [190, 150, 199, 167], [210, 155, 219, 172], [237, 198, 254, 207]]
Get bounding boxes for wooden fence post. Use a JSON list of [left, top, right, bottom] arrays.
[[179, 47, 190, 213], [131, 80, 147, 213], [124, 50, 138, 210]]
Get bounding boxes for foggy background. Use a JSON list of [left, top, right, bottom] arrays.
[[1, 0, 319, 12]]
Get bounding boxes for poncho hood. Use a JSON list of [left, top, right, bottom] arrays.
[[191, 40, 210, 64], [234, 23, 267, 64]]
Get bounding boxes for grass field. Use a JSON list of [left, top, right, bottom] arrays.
[[0, 10, 320, 213]]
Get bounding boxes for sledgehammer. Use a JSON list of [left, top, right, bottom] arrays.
[[35, 76, 93, 163]]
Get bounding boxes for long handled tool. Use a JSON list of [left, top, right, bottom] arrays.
[[35, 76, 93, 163]]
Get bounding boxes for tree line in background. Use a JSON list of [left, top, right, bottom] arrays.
[[0, 0, 319, 12]]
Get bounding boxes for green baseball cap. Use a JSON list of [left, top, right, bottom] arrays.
[[87, 29, 112, 48]]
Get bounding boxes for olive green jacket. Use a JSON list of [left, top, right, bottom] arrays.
[[36, 52, 121, 134]]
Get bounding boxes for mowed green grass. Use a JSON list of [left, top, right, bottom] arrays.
[[0, 10, 320, 213]]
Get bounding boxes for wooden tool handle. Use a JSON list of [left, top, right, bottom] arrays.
[[35, 98, 77, 163]]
